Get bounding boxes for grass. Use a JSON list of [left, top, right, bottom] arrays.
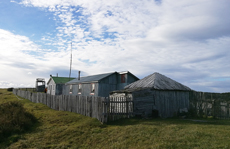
[[1, 89, 230, 148]]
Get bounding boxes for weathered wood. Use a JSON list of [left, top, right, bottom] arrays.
[[13, 89, 136, 123]]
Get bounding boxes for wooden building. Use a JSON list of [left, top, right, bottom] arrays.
[[47, 75, 75, 95], [64, 71, 139, 97], [110, 72, 192, 118]]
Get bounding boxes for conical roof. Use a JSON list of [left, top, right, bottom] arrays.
[[125, 72, 191, 91]]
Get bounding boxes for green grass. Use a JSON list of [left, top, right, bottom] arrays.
[[1, 89, 230, 148]]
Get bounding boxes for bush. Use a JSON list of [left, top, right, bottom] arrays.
[[7, 88, 14, 92], [0, 101, 37, 140]]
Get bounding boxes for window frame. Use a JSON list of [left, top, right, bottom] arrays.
[[78, 84, 82, 94], [69, 85, 72, 94], [90, 83, 95, 95], [121, 74, 126, 83]]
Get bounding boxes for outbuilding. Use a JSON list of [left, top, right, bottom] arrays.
[[110, 72, 192, 118]]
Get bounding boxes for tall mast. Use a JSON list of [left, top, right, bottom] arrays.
[[69, 39, 72, 80]]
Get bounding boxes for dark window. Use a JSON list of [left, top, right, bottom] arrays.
[[78, 84, 82, 94], [91, 83, 95, 94], [121, 74, 126, 83]]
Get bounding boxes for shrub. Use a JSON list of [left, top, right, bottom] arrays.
[[7, 88, 14, 92], [0, 101, 37, 140]]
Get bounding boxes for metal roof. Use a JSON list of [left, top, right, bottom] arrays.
[[52, 77, 76, 84], [66, 72, 115, 84], [125, 72, 191, 91]]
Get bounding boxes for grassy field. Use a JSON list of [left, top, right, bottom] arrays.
[[1, 89, 230, 149]]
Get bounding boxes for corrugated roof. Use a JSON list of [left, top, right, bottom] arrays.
[[52, 77, 76, 84], [66, 72, 115, 84], [125, 72, 191, 91]]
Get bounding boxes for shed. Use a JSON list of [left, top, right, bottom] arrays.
[[47, 75, 75, 95], [64, 71, 139, 97], [110, 72, 192, 118]]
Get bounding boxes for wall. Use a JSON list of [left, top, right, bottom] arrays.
[[47, 79, 55, 95], [13, 89, 133, 123], [98, 73, 117, 97], [111, 90, 230, 119], [63, 83, 99, 96], [55, 84, 64, 95], [110, 89, 190, 118], [116, 73, 139, 90], [63, 72, 138, 97]]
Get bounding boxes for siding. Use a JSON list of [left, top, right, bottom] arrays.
[[47, 79, 55, 95], [127, 74, 138, 84], [117, 73, 139, 90], [63, 72, 138, 97], [110, 88, 190, 118], [55, 84, 64, 95], [132, 89, 189, 118], [98, 83, 117, 97], [98, 73, 118, 97], [64, 83, 99, 96]]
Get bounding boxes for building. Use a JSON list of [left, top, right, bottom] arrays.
[[110, 72, 192, 118], [47, 75, 75, 95], [64, 71, 139, 97]]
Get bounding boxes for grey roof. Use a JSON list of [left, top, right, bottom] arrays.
[[125, 72, 191, 91], [66, 72, 115, 84]]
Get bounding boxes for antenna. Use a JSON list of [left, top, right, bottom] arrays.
[[69, 38, 72, 80]]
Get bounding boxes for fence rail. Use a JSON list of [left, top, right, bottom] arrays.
[[13, 89, 134, 123]]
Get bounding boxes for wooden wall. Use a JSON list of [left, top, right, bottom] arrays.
[[63, 72, 138, 97], [98, 73, 117, 97], [110, 89, 190, 118], [47, 78, 55, 95], [117, 73, 139, 90], [63, 83, 99, 97], [131, 89, 189, 118]]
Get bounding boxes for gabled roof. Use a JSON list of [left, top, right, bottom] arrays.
[[125, 72, 191, 91], [66, 72, 115, 84], [50, 77, 76, 84]]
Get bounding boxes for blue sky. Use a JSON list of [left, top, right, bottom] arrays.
[[0, 0, 230, 92]]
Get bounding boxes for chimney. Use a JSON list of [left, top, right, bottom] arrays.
[[57, 73, 58, 77], [78, 71, 81, 80]]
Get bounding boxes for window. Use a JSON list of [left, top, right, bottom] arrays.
[[69, 85, 72, 94], [78, 84, 82, 94], [121, 74, 126, 83], [53, 85, 55, 90], [91, 83, 95, 95]]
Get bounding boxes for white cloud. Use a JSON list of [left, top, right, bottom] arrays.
[[1, 0, 229, 92]]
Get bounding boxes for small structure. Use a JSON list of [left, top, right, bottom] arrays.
[[35, 78, 45, 92], [64, 71, 139, 97], [110, 72, 192, 118], [47, 75, 75, 95]]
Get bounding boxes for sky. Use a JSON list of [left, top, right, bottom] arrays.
[[0, 0, 230, 93]]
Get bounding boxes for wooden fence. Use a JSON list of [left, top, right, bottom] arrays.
[[13, 89, 134, 123], [189, 91, 230, 119]]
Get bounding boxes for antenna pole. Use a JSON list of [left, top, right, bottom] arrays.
[[69, 39, 72, 80]]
